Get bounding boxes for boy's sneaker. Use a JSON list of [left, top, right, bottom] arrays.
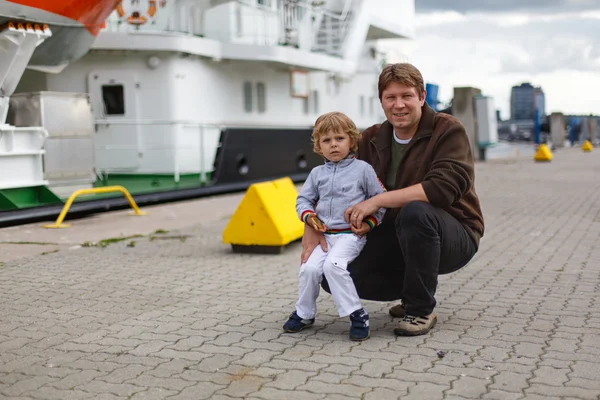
[[349, 308, 370, 341], [393, 313, 437, 336], [283, 311, 314, 333]]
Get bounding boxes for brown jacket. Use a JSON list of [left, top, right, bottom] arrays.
[[357, 103, 484, 246]]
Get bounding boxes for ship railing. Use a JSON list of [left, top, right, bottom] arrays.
[[311, 0, 355, 56], [101, 0, 356, 57], [94, 119, 224, 185], [281, 0, 299, 46]]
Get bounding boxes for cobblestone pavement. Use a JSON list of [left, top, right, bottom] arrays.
[[1, 147, 600, 400]]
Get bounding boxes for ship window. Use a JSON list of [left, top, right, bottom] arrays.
[[370, 96, 375, 116], [303, 97, 309, 114], [101, 84, 125, 115], [312, 90, 319, 114], [257, 82, 266, 113], [243, 82, 253, 112]]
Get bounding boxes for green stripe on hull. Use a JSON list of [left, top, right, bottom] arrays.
[[0, 186, 63, 210], [94, 173, 210, 195]]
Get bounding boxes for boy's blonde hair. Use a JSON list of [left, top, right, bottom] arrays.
[[312, 111, 361, 155]]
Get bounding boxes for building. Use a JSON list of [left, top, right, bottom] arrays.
[[510, 82, 545, 121]]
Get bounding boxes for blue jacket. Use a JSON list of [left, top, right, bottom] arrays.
[[296, 154, 386, 232]]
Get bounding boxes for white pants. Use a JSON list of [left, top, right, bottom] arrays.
[[296, 233, 366, 319]]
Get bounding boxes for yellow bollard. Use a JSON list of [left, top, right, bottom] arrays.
[[222, 177, 304, 253], [534, 144, 553, 162], [582, 140, 593, 152]]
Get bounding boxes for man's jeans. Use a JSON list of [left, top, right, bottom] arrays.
[[321, 201, 478, 316]]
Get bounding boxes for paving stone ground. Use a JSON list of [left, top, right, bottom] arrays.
[[1, 147, 600, 400]]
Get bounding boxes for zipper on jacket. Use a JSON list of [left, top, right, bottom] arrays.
[[369, 140, 384, 179], [329, 163, 337, 221]]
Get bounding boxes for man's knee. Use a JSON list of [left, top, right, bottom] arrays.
[[396, 201, 437, 230]]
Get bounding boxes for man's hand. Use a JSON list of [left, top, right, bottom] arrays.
[[306, 214, 326, 232], [345, 198, 380, 229], [350, 221, 371, 236], [301, 223, 327, 264]]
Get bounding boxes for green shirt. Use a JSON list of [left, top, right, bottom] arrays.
[[386, 136, 410, 189]]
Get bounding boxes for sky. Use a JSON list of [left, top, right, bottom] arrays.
[[382, 0, 600, 119]]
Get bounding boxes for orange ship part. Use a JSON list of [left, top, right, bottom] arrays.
[[127, 12, 148, 25], [6, 0, 121, 36], [147, 0, 157, 18], [115, 2, 126, 18]]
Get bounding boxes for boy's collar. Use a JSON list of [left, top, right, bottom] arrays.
[[324, 152, 356, 166]]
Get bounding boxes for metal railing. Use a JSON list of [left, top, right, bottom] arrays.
[[101, 0, 356, 57], [312, 0, 355, 56], [42, 185, 147, 229]]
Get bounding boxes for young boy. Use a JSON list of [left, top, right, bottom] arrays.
[[283, 112, 386, 341]]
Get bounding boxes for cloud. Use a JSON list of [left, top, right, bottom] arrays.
[[416, 0, 600, 14], [414, 13, 600, 74], [386, 9, 600, 117]]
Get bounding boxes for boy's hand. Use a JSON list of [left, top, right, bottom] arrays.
[[306, 214, 327, 232], [350, 221, 371, 236]]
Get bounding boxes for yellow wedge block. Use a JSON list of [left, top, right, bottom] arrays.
[[222, 177, 304, 253], [582, 140, 593, 152], [534, 144, 553, 162]]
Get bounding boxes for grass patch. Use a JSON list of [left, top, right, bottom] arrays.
[[41, 249, 60, 256], [0, 241, 58, 246], [149, 234, 190, 243], [82, 234, 144, 248], [80, 231, 190, 248]]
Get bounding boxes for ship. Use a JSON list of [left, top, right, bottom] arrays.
[[0, 0, 415, 225]]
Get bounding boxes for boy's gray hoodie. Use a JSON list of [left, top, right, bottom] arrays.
[[296, 154, 386, 231]]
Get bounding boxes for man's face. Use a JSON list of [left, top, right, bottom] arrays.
[[381, 82, 426, 137]]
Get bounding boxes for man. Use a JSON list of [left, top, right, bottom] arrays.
[[300, 63, 484, 336]]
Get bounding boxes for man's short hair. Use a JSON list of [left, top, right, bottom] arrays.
[[312, 111, 361, 154], [378, 63, 425, 100]]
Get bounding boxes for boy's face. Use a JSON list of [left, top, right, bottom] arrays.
[[318, 130, 353, 162]]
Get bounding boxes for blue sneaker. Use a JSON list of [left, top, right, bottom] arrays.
[[283, 311, 315, 333], [349, 308, 370, 341]]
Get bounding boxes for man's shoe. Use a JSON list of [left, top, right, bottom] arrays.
[[393, 313, 437, 336], [388, 302, 406, 318], [283, 311, 314, 333], [349, 308, 370, 341]]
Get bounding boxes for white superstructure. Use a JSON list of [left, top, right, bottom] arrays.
[[15, 0, 415, 189]]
